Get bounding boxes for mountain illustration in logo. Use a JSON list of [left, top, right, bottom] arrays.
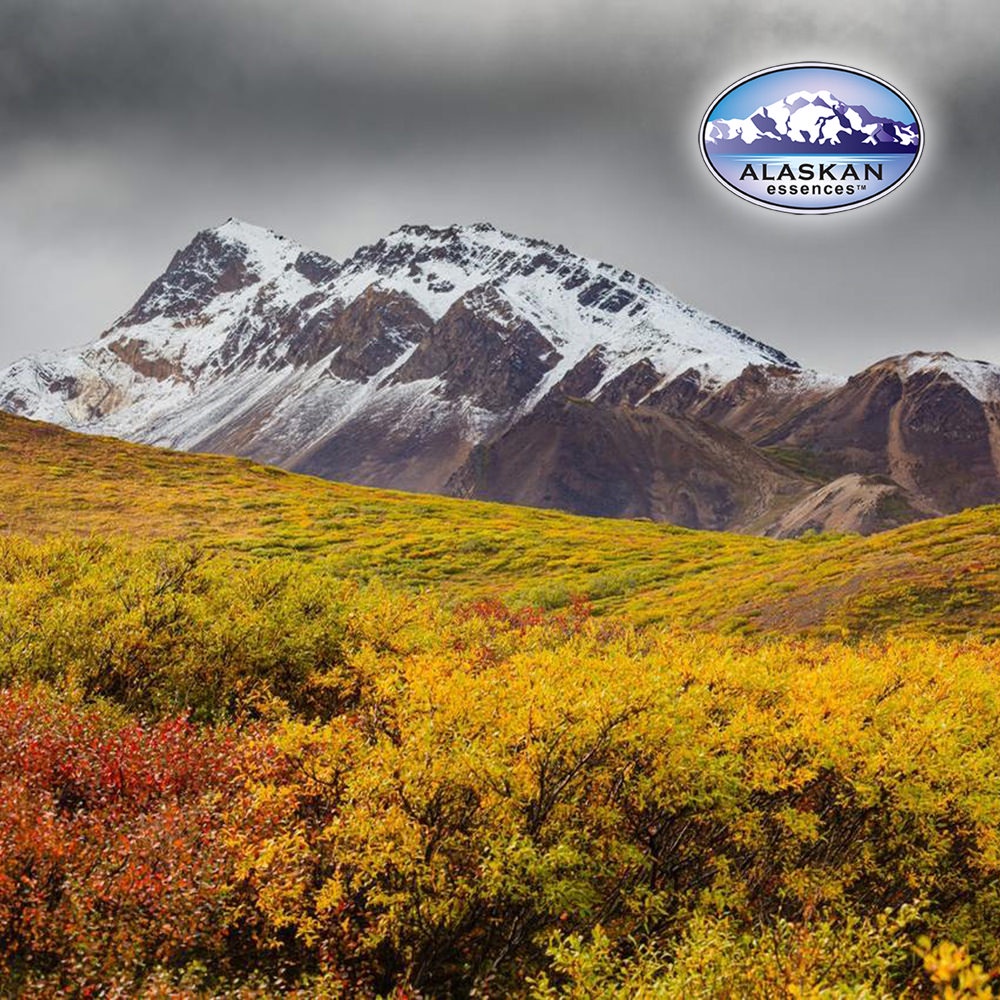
[[704, 89, 920, 154]]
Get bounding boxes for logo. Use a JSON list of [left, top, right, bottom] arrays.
[[701, 63, 922, 214]]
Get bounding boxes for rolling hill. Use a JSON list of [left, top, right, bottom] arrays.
[[2, 410, 999, 638]]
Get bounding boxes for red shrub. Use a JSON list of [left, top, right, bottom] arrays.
[[0, 687, 249, 986]]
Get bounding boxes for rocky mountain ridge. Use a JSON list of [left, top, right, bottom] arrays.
[[1, 219, 995, 536]]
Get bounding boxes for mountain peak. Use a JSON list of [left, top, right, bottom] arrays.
[[205, 217, 305, 273], [211, 216, 280, 238], [867, 351, 1000, 402], [904, 352, 1000, 397], [331, 221, 798, 376]]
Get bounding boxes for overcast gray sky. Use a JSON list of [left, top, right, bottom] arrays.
[[1, 0, 997, 375]]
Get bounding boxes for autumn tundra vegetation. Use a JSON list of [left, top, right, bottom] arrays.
[[0, 412, 999, 997]]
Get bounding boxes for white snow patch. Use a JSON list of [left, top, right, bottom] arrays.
[[898, 352, 1000, 402]]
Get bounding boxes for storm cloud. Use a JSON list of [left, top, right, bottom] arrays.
[[1, 0, 997, 374]]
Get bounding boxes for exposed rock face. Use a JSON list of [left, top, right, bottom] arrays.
[[113, 228, 263, 328], [320, 288, 432, 380], [105, 337, 185, 383], [448, 395, 807, 531], [1, 218, 998, 537], [693, 364, 841, 440], [595, 359, 663, 407], [765, 473, 930, 538], [761, 353, 1000, 514], [391, 287, 561, 411]]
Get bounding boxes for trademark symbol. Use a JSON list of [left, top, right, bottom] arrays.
[[857, 184, 867, 191]]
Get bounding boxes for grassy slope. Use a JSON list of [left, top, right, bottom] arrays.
[[2, 412, 999, 637]]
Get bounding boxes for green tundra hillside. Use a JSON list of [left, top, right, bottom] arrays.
[[1, 411, 998, 638]]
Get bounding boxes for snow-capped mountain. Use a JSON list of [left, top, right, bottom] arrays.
[[4, 219, 997, 535], [0, 219, 823, 508], [705, 89, 920, 153]]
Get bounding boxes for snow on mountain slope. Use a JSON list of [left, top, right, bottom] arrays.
[[896, 351, 1000, 403], [0, 218, 817, 465], [326, 220, 803, 409]]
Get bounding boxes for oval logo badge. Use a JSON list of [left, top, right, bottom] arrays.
[[701, 63, 922, 214]]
